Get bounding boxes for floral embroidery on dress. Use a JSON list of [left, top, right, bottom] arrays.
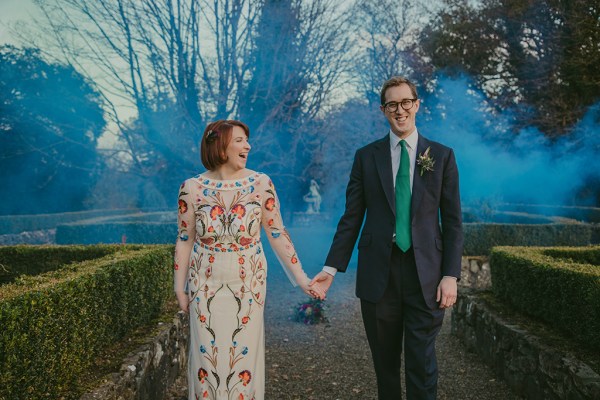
[[175, 172, 298, 400]]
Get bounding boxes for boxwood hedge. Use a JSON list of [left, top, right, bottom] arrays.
[[0, 244, 143, 285], [490, 245, 600, 351], [0, 209, 145, 235], [0, 244, 174, 400], [463, 223, 599, 255]]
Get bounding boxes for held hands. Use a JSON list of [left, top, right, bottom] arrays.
[[300, 277, 326, 300], [308, 271, 335, 300], [436, 276, 457, 309]]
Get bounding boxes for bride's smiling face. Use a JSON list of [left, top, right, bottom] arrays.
[[224, 126, 251, 170]]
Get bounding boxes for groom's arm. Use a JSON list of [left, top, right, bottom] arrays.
[[310, 150, 366, 296], [440, 148, 463, 279], [436, 148, 462, 308], [324, 150, 366, 272]]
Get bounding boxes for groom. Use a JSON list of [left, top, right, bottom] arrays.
[[311, 76, 463, 399]]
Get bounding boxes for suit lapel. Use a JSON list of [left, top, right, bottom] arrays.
[[374, 135, 395, 214], [411, 135, 429, 221]]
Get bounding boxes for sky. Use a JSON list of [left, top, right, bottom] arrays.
[[0, 0, 38, 43]]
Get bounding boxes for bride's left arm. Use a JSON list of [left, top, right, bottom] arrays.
[[260, 176, 323, 298]]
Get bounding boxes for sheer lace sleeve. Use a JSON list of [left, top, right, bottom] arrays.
[[174, 179, 196, 294], [260, 175, 308, 287]]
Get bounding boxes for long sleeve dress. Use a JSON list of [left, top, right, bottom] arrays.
[[174, 172, 308, 400]]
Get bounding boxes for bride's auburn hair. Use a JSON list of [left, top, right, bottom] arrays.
[[201, 119, 250, 170]]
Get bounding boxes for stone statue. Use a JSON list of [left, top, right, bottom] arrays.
[[303, 179, 321, 214]]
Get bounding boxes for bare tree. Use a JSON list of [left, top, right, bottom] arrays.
[[16, 0, 353, 208], [350, 0, 439, 107], [20, 0, 260, 204]]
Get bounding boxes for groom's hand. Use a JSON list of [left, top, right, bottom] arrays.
[[436, 276, 457, 309], [309, 271, 334, 300]]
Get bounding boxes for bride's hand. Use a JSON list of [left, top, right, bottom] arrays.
[[176, 292, 189, 313], [300, 277, 325, 299]]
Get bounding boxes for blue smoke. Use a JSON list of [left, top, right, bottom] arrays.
[[419, 76, 600, 206]]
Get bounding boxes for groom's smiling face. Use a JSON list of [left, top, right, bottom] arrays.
[[381, 83, 420, 139]]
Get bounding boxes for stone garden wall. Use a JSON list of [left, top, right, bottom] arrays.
[[452, 292, 600, 400], [80, 312, 189, 400]]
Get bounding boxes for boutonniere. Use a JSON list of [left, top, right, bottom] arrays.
[[417, 147, 435, 176]]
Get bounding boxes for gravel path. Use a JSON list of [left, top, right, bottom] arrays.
[[165, 266, 521, 400]]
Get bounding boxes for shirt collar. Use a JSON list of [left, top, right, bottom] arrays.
[[389, 128, 419, 150]]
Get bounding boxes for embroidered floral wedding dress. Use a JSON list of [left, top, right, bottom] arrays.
[[174, 172, 307, 400]]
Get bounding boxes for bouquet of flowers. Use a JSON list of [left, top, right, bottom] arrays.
[[292, 298, 328, 325]]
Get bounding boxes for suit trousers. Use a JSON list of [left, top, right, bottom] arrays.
[[360, 246, 445, 400]]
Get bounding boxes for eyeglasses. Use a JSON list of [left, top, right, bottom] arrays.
[[383, 99, 418, 113]]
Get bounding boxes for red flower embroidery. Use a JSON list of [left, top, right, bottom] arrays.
[[203, 390, 209, 398], [205, 266, 212, 277], [174, 263, 179, 270], [264, 197, 275, 211], [210, 205, 225, 220], [239, 225, 246, 232], [208, 255, 215, 263], [198, 368, 208, 383], [239, 394, 244, 400], [239, 370, 252, 385], [178, 199, 188, 214], [240, 267, 246, 279], [291, 256, 298, 264], [231, 204, 246, 218], [238, 257, 245, 265], [181, 220, 187, 228], [268, 219, 274, 226], [240, 237, 253, 246], [201, 238, 215, 246], [200, 315, 206, 323]]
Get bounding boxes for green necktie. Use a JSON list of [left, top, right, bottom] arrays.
[[395, 140, 412, 251]]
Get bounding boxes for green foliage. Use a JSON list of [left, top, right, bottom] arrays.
[[0, 45, 106, 215], [541, 247, 600, 266], [0, 244, 140, 285], [496, 204, 600, 224], [0, 208, 143, 235], [421, 0, 600, 135], [463, 223, 599, 255], [56, 221, 176, 245], [0, 245, 174, 400], [490, 245, 600, 352]]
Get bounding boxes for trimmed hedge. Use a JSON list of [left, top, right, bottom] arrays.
[[463, 223, 599, 255], [0, 209, 145, 235], [56, 221, 177, 245], [462, 208, 557, 224], [497, 203, 600, 223], [0, 245, 174, 400], [54, 217, 600, 257], [490, 245, 600, 352], [0, 245, 141, 285]]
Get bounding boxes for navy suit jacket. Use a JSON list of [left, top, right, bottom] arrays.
[[325, 133, 464, 310]]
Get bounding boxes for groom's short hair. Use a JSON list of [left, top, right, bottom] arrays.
[[380, 77, 419, 105], [201, 119, 250, 170]]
